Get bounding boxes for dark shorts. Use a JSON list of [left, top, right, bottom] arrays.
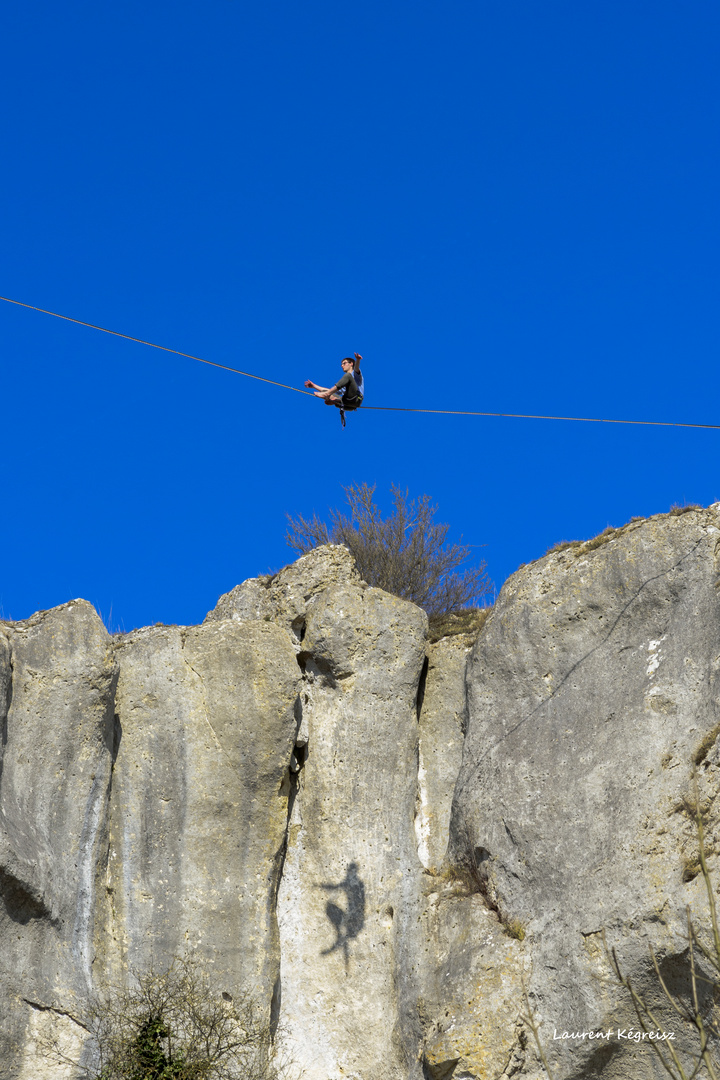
[[334, 395, 363, 411]]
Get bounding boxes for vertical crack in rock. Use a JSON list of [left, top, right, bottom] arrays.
[[414, 656, 431, 869], [71, 773, 109, 987], [269, 780, 293, 1041], [271, 650, 310, 1039], [0, 631, 12, 793], [97, 703, 123, 952], [72, 660, 119, 991], [416, 654, 429, 721], [413, 640, 472, 875]]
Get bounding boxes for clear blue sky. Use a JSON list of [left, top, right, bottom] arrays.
[[2, 1, 718, 630]]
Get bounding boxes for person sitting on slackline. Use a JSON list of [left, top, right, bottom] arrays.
[[305, 353, 364, 414]]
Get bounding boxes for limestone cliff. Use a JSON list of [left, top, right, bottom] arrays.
[[2, 510, 720, 1080]]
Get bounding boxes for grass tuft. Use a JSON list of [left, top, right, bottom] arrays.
[[582, 525, 617, 552], [545, 539, 583, 555], [424, 865, 482, 898], [428, 606, 492, 644], [504, 918, 526, 941], [670, 503, 703, 516], [540, 503, 711, 570]]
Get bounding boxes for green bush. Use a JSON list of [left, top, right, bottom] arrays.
[[45, 959, 284, 1080]]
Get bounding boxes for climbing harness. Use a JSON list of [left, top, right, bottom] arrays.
[[338, 401, 361, 428], [2, 294, 720, 432], [336, 367, 364, 428]]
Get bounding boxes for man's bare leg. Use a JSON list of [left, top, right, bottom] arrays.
[[304, 379, 342, 405]]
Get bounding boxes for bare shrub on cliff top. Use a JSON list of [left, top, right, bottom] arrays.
[[286, 483, 492, 620], [46, 958, 283, 1080]]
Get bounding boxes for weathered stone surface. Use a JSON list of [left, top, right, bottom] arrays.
[[94, 618, 302, 1005], [415, 636, 470, 872], [408, 634, 535, 1079], [207, 575, 275, 623], [5, 517, 720, 1079], [450, 506, 720, 1078], [0, 601, 116, 1080], [17, 1004, 86, 1080], [418, 889, 530, 1080], [277, 583, 428, 1080], [206, 545, 361, 639]]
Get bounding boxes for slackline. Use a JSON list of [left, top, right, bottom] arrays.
[[2, 294, 717, 431]]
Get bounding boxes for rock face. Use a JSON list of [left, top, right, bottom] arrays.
[[416, 636, 470, 873], [94, 619, 301, 999], [3, 514, 720, 1080], [276, 581, 427, 1080], [0, 601, 117, 1079], [450, 506, 720, 1078]]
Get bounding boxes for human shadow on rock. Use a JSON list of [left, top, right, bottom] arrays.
[[318, 862, 365, 970]]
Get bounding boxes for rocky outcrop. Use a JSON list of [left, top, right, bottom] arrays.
[[205, 544, 362, 636], [416, 636, 471, 873], [93, 618, 301, 999], [3, 513, 720, 1080], [449, 506, 720, 1078], [276, 580, 427, 1080], [0, 601, 116, 1079]]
